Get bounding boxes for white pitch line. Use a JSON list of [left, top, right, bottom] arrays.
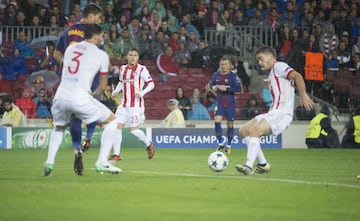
[[7, 167, 358, 189], [127, 170, 360, 189]]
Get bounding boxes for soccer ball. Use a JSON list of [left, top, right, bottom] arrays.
[[208, 151, 229, 172]]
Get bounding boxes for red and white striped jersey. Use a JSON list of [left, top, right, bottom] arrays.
[[118, 63, 154, 108], [268, 61, 295, 116]]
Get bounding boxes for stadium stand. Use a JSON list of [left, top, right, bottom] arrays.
[[2, 40, 13, 56]]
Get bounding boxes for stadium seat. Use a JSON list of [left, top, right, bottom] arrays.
[[156, 84, 175, 92], [349, 87, 360, 101], [333, 78, 352, 112], [349, 87, 360, 109], [146, 65, 158, 75], [352, 78, 360, 88], [236, 92, 250, 109], [354, 70, 360, 78], [34, 48, 45, 57], [168, 75, 184, 82], [325, 70, 336, 83], [12, 82, 28, 99], [0, 79, 14, 96], [141, 59, 155, 67], [178, 67, 188, 75], [146, 108, 167, 120], [336, 69, 355, 79], [110, 58, 123, 67], [187, 68, 204, 77], [17, 74, 30, 83], [333, 78, 353, 93]]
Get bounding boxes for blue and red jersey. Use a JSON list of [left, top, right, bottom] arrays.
[[209, 71, 242, 108], [56, 23, 87, 55]]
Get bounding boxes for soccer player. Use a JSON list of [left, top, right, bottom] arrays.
[[209, 58, 242, 154], [43, 24, 121, 176], [54, 4, 103, 175], [109, 48, 155, 161], [236, 46, 314, 175]]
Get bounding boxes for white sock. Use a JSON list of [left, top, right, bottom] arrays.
[[243, 136, 250, 145], [45, 128, 64, 165], [245, 137, 260, 168], [131, 129, 150, 147], [96, 120, 117, 166], [112, 129, 122, 156], [257, 149, 267, 165]]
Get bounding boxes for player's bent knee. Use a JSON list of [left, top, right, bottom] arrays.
[[239, 128, 248, 138]]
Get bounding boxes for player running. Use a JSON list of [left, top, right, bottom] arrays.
[[236, 46, 314, 175], [209, 58, 242, 154]]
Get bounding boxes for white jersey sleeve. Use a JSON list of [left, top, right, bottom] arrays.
[[139, 65, 155, 97], [273, 62, 293, 79], [268, 62, 295, 116]]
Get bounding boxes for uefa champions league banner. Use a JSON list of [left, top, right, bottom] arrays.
[[152, 128, 282, 148], [7, 127, 281, 149]]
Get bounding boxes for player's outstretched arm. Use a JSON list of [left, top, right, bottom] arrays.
[[112, 81, 123, 97], [288, 70, 314, 111]]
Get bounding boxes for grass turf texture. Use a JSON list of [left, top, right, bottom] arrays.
[[0, 148, 359, 221]]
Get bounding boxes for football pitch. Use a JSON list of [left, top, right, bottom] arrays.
[[0, 148, 359, 221]]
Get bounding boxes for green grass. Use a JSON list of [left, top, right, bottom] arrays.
[[0, 148, 359, 221]]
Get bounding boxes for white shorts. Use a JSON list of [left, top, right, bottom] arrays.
[[115, 106, 145, 127], [255, 109, 293, 136], [51, 96, 112, 126]]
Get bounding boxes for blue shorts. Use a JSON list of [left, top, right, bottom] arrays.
[[214, 105, 235, 121]]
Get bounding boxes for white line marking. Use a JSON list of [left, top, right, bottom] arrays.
[[127, 170, 360, 189], [11, 167, 358, 189]]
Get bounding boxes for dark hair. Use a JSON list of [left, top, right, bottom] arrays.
[[82, 4, 103, 18], [84, 24, 103, 39], [46, 41, 55, 47], [175, 86, 184, 98], [320, 105, 330, 115], [354, 105, 360, 115], [2, 97, 12, 104]]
